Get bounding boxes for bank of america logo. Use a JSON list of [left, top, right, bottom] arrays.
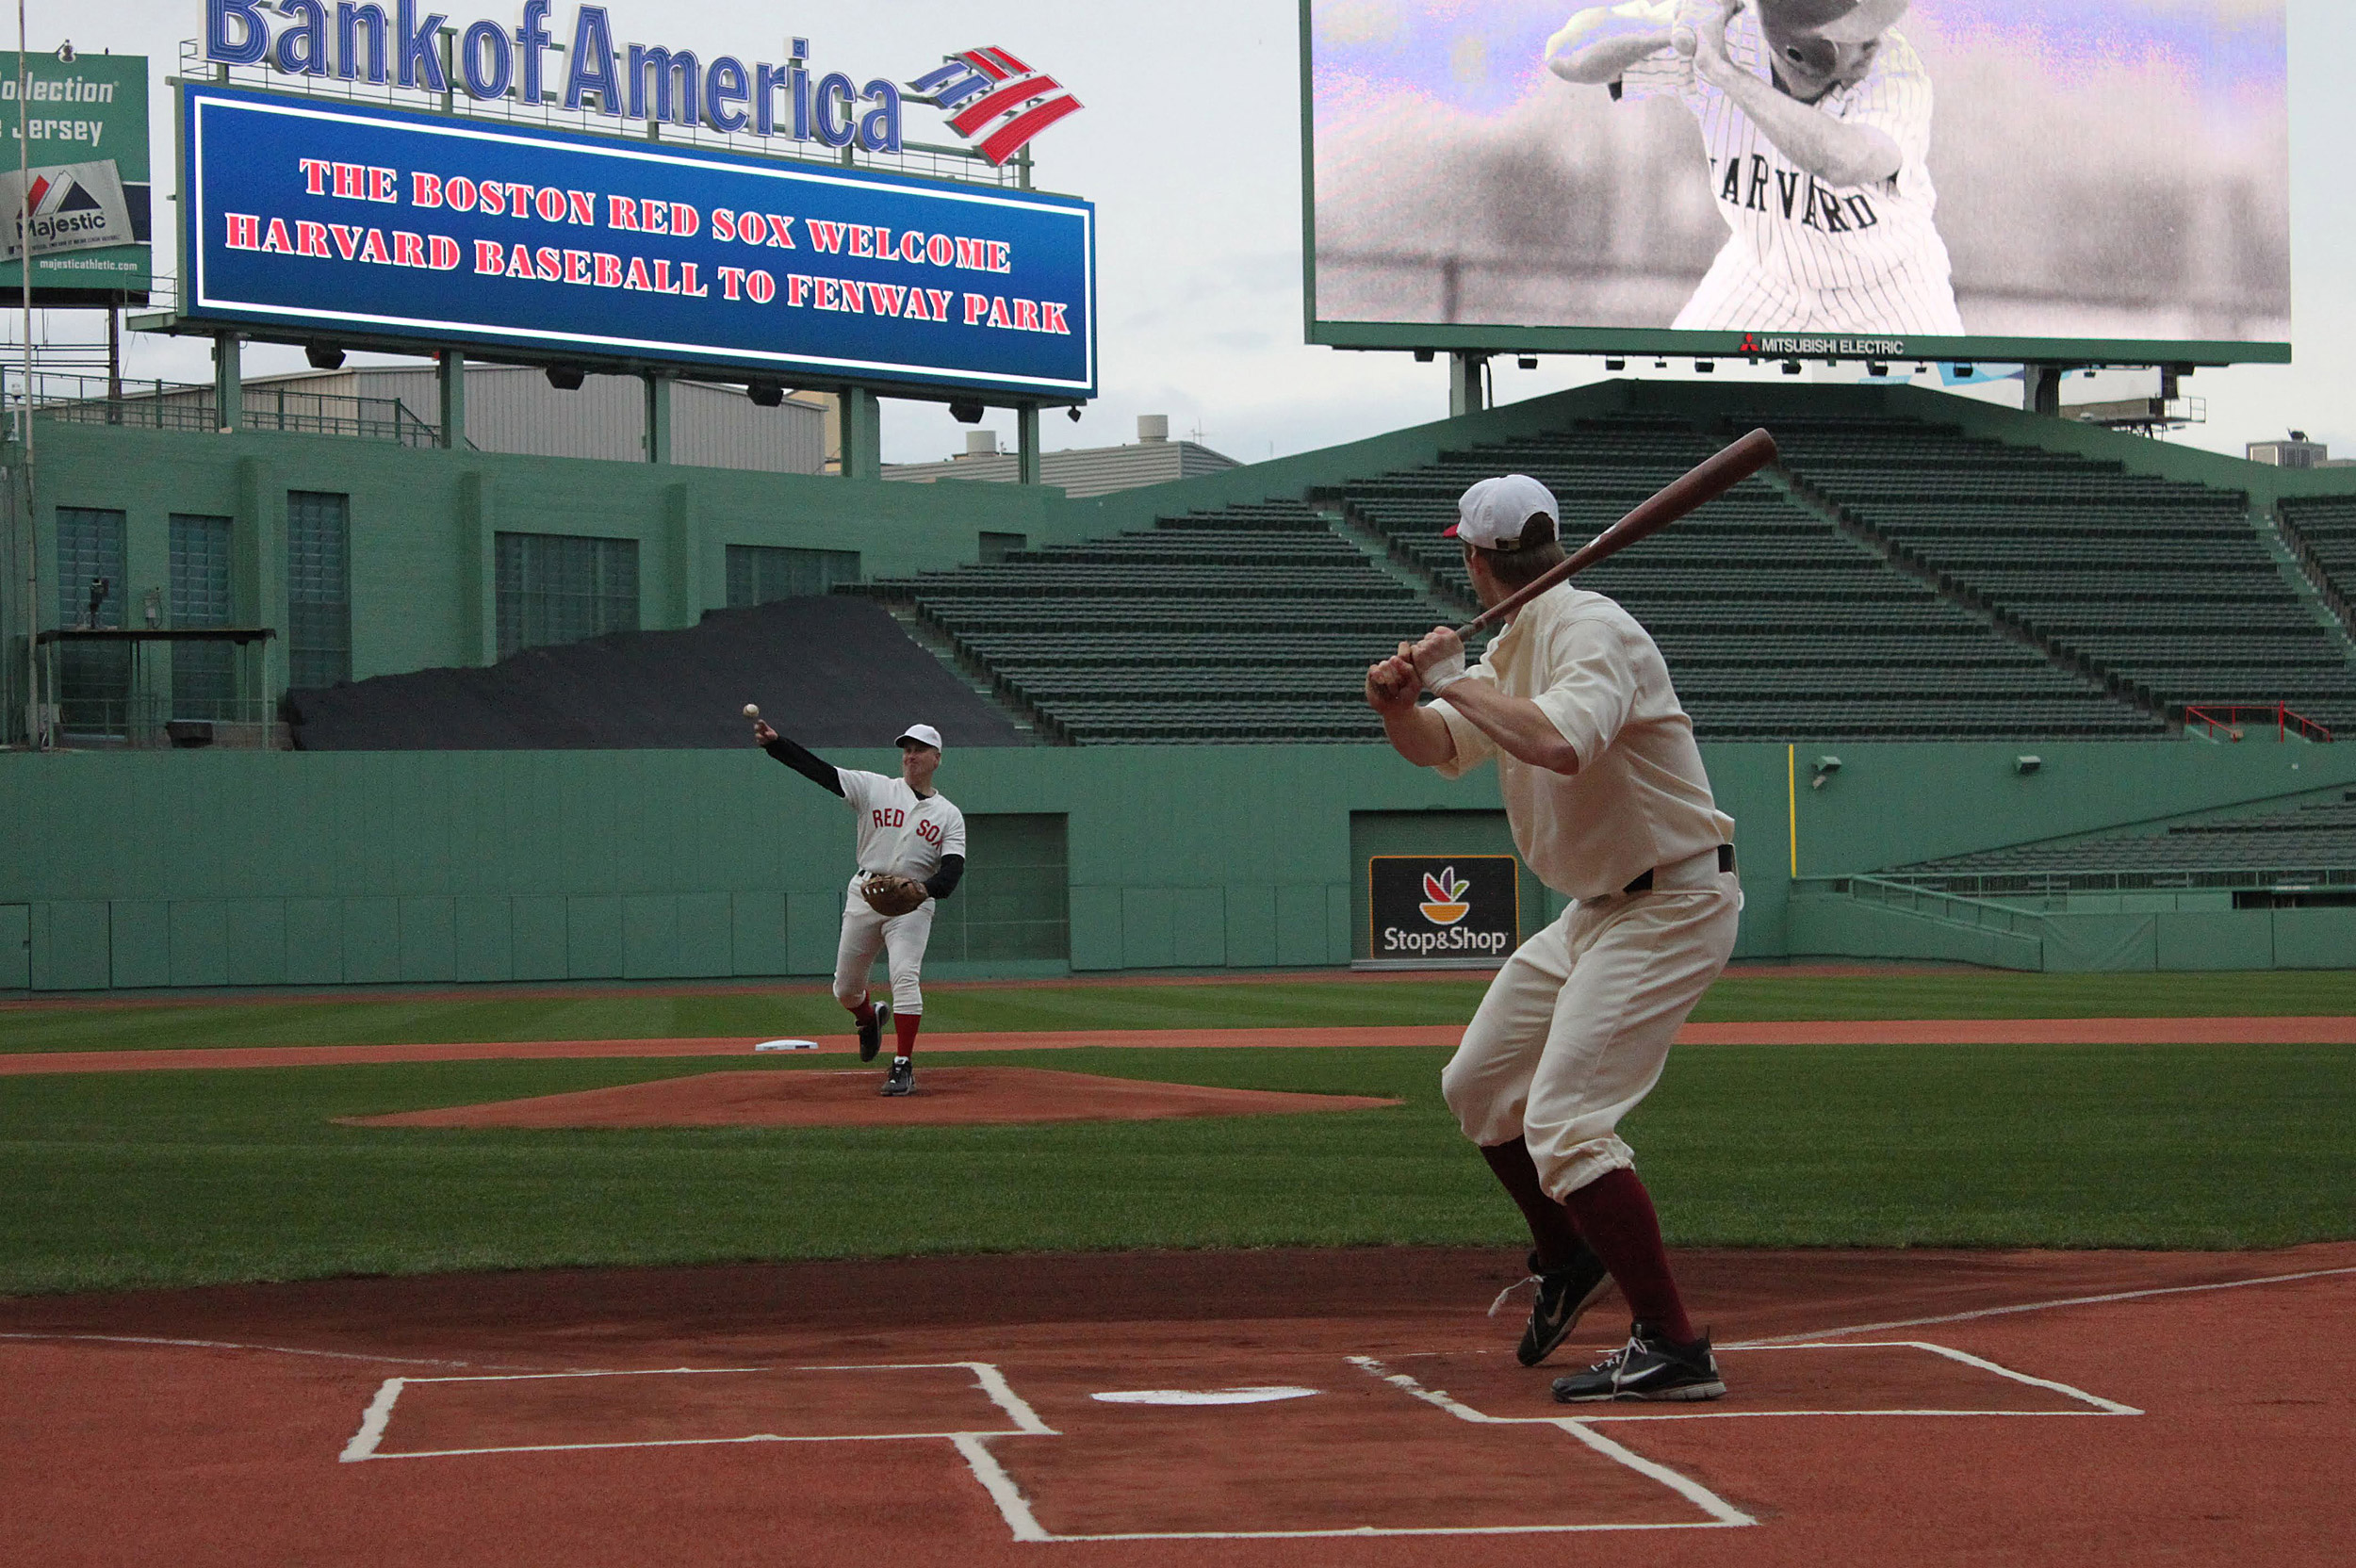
[[906, 47, 1082, 167]]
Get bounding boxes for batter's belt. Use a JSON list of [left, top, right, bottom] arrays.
[[1622, 843, 1736, 895]]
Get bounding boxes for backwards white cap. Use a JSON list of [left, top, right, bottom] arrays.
[[1446, 474, 1559, 551], [895, 722, 944, 750]]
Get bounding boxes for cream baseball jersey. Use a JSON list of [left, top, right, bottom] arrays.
[[839, 769, 967, 884], [1617, 3, 1962, 335], [1431, 583, 1735, 902]]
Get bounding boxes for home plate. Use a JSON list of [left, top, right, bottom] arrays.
[[1090, 1386, 1321, 1406]]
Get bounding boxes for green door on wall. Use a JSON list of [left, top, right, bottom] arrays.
[[0, 905, 25, 989], [923, 814, 1071, 963], [1348, 811, 1549, 963]]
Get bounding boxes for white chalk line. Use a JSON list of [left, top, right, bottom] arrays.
[[1348, 1356, 1756, 1531], [340, 1360, 1055, 1463], [0, 1331, 509, 1370], [1570, 1341, 2137, 1421], [1726, 1265, 2356, 1348]]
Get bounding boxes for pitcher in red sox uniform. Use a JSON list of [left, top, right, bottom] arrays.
[[753, 717, 967, 1097], [1366, 474, 1742, 1402], [1547, 0, 1963, 335]]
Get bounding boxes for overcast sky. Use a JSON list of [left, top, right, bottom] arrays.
[[54, 1, 2356, 466]]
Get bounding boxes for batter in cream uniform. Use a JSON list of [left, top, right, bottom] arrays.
[[1367, 473, 1742, 1402]]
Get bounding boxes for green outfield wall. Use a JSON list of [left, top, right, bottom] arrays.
[[3, 739, 2348, 989]]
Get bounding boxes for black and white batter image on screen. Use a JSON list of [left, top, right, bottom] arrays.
[[1308, 0, 2289, 347]]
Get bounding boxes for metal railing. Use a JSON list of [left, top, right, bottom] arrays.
[[2182, 703, 2333, 743], [1848, 867, 2356, 898], [20, 372, 446, 449], [52, 693, 281, 748], [1803, 875, 2055, 934]]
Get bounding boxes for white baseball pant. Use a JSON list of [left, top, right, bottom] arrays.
[[1441, 856, 1742, 1200], [831, 874, 936, 1015], [1673, 241, 1965, 335]]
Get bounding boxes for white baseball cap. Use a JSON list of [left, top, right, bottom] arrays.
[[895, 723, 943, 750], [1446, 474, 1559, 551]]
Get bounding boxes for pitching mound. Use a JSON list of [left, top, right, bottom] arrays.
[[339, 1066, 1403, 1130]]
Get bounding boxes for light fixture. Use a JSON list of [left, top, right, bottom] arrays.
[[1066, 405, 1083, 422], [1868, 363, 1890, 378], [1781, 360, 1802, 375], [2015, 755, 2042, 775], [1953, 363, 1975, 379], [948, 399, 985, 424], [745, 379, 783, 407], [1604, 357, 1625, 371], [545, 365, 585, 390], [303, 342, 345, 370], [1694, 360, 1715, 374], [1516, 356, 1537, 370], [1414, 349, 1434, 363], [56, 41, 73, 62], [1810, 755, 1842, 790]]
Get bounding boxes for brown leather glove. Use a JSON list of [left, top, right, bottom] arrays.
[[858, 873, 927, 918]]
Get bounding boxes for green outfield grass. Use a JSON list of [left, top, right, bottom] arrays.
[[6, 968, 2356, 1054], [2, 1039, 2348, 1297]]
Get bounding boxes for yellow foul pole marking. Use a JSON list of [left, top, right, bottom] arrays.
[[1786, 743, 1798, 878]]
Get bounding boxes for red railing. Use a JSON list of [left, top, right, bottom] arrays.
[[2182, 703, 2334, 743]]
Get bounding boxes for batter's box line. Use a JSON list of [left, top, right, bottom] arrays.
[[1347, 1357, 1757, 1532], [338, 1359, 1055, 1463], [1575, 1341, 2142, 1421]]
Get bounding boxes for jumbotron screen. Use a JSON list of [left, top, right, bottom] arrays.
[[1302, 0, 2289, 364]]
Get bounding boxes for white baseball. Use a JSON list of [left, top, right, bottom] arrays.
[[743, 703, 761, 719]]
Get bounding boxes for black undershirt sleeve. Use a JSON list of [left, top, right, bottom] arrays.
[[924, 854, 965, 901], [761, 734, 845, 798]]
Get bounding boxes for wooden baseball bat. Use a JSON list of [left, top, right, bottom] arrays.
[[1455, 426, 1778, 638]]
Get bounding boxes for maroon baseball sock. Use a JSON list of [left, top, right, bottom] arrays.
[[1478, 1137, 1586, 1274], [893, 1011, 921, 1059], [1562, 1168, 1695, 1345], [850, 999, 876, 1028]]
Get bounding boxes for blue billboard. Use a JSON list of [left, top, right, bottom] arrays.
[[179, 84, 1095, 398]]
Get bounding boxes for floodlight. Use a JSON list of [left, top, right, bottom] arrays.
[[1516, 356, 1537, 369], [1066, 406, 1082, 422], [304, 342, 345, 370], [1868, 363, 1890, 378], [949, 399, 985, 424], [545, 365, 585, 390], [1781, 361, 1801, 375], [1694, 360, 1715, 373], [1604, 358, 1625, 371], [1414, 349, 1434, 363], [56, 41, 73, 62], [745, 380, 783, 407]]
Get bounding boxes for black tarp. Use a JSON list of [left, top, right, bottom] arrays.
[[287, 596, 1032, 750]]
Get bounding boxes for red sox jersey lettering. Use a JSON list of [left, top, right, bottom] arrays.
[[842, 768, 967, 883]]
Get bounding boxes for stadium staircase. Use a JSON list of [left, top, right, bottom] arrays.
[[2277, 495, 2356, 645]]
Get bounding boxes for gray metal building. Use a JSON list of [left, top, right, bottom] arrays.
[[885, 416, 1239, 498]]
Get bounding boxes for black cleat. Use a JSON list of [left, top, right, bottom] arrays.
[[858, 1000, 891, 1064], [880, 1057, 914, 1097], [1551, 1322, 1726, 1404], [1515, 1247, 1614, 1367]]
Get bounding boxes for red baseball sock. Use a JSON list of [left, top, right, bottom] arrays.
[[1562, 1168, 1695, 1345], [893, 1011, 921, 1058], [1478, 1137, 1586, 1274], [850, 999, 876, 1027]]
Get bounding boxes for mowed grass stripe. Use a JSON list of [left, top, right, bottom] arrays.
[[8, 970, 2356, 1054], [1, 1040, 2348, 1296]]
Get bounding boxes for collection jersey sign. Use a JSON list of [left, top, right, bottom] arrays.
[[0, 52, 152, 304], [179, 82, 1096, 397], [1368, 855, 1519, 967]]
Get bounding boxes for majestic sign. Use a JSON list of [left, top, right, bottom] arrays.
[[1368, 856, 1520, 967], [205, 1, 906, 155], [0, 52, 151, 304], [179, 84, 1096, 396]]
